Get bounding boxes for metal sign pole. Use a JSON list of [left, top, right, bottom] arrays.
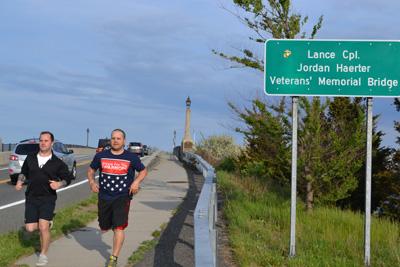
[[364, 97, 373, 266], [289, 96, 298, 257]]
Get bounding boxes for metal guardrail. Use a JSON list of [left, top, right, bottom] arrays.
[[181, 151, 217, 267]]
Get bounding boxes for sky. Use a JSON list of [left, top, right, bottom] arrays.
[[0, 0, 398, 151]]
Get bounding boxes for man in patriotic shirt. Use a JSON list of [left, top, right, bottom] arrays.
[[87, 129, 147, 267]]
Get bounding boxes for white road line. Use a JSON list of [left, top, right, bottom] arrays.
[[0, 175, 99, 211], [0, 167, 8, 171], [75, 155, 92, 160], [0, 199, 25, 210]]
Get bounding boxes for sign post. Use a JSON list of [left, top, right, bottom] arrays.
[[365, 97, 373, 266], [289, 96, 298, 257], [264, 39, 400, 265]]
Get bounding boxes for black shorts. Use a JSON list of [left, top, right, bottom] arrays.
[[25, 196, 56, 224], [98, 195, 131, 231]]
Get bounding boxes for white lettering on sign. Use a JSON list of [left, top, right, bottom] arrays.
[[297, 63, 330, 72], [336, 64, 371, 73], [269, 76, 311, 86], [307, 50, 336, 59], [342, 50, 360, 61], [318, 77, 361, 86], [367, 77, 398, 89]]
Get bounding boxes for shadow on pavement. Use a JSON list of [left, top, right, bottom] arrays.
[[135, 160, 202, 267], [64, 225, 111, 261]]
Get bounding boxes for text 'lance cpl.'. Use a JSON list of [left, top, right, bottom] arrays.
[[307, 49, 360, 61]]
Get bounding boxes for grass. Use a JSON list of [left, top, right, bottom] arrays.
[[0, 193, 98, 267], [218, 171, 400, 267], [127, 224, 166, 266]]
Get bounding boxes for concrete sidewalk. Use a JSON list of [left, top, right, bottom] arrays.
[[16, 153, 189, 267]]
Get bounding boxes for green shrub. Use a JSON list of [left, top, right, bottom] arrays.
[[216, 157, 236, 172]]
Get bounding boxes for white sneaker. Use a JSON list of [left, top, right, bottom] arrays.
[[36, 254, 48, 266]]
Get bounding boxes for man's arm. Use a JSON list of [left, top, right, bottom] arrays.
[[129, 168, 147, 195], [50, 161, 72, 190], [87, 167, 99, 193], [16, 155, 30, 191]]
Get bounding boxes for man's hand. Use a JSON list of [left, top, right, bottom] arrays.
[[15, 180, 23, 191], [89, 181, 99, 193], [49, 180, 62, 190], [129, 180, 140, 195], [87, 167, 99, 193]]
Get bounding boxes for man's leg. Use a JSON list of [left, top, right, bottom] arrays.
[[112, 229, 125, 257], [111, 196, 131, 257], [25, 223, 38, 232], [36, 196, 56, 257], [38, 219, 51, 255], [25, 198, 39, 232]]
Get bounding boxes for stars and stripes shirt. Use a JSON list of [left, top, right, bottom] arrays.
[[90, 149, 145, 200]]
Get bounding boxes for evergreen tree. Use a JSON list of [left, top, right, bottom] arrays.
[[297, 97, 328, 209], [380, 98, 400, 220], [323, 98, 366, 207], [297, 97, 366, 210], [229, 98, 291, 185]]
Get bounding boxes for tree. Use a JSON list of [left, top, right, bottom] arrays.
[[218, 0, 323, 189], [380, 98, 400, 220], [319, 98, 366, 207], [229, 97, 291, 185], [297, 97, 329, 209], [297, 97, 366, 210], [213, 0, 323, 71]]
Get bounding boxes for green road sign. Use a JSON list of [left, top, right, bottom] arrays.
[[264, 40, 400, 97]]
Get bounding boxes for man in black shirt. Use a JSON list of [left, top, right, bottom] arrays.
[[15, 131, 72, 266]]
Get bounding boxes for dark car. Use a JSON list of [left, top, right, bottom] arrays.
[[96, 138, 111, 153], [128, 142, 144, 157]]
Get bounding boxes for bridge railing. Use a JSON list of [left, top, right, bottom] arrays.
[[181, 151, 217, 267]]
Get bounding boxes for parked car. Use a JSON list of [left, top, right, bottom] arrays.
[[96, 138, 111, 153], [8, 139, 77, 185], [128, 142, 144, 157]]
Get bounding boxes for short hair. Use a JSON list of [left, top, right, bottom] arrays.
[[112, 128, 126, 139], [40, 131, 54, 142]]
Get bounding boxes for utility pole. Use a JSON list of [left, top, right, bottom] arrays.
[[173, 130, 176, 148], [86, 128, 90, 147]]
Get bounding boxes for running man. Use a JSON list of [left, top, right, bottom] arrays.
[[87, 129, 147, 267], [15, 131, 72, 266]]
